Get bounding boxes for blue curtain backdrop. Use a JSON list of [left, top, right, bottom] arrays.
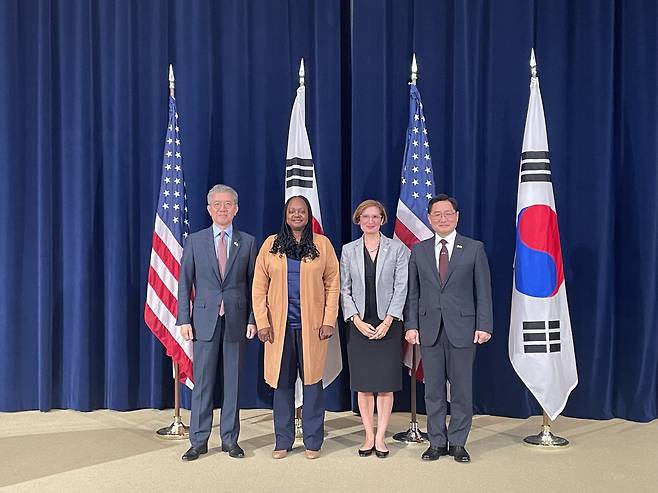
[[0, 0, 656, 421]]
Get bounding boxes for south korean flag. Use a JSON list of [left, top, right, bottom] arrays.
[[508, 50, 578, 421]]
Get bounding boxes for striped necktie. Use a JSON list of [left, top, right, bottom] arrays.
[[438, 239, 448, 282]]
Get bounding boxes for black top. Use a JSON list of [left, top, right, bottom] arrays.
[[363, 245, 379, 325]]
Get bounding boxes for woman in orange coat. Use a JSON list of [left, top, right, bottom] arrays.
[[252, 195, 340, 460]]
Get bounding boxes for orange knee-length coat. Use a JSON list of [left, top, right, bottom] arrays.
[[252, 234, 340, 388]]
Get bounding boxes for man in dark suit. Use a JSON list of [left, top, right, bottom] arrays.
[[405, 194, 493, 463], [177, 184, 257, 461]]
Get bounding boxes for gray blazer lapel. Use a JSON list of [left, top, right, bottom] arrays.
[[442, 233, 464, 288], [223, 229, 241, 280], [206, 227, 221, 283], [375, 234, 390, 284], [355, 237, 365, 294]]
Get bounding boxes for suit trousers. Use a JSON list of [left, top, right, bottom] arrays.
[[273, 328, 324, 451], [420, 326, 476, 447], [190, 316, 243, 448]]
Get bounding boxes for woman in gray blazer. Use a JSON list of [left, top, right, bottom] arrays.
[[340, 199, 409, 458]]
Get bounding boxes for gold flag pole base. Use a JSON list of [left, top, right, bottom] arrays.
[[394, 344, 427, 443], [523, 413, 569, 447], [156, 416, 189, 440], [393, 420, 428, 443], [523, 425, 569, 447], [295, 407, 303, 440], [155, 361, 189, 440]]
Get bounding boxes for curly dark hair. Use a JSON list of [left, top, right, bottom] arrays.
[[270, 195, 320, 260]]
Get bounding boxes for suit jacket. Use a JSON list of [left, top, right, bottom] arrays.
[[340, 234, 409, 322], [404, 232, 493, 348], [176, 225, 257, 342], [252, 234, 340, 388]]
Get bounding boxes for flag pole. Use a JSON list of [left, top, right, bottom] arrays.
[[392, 338, 427, 442], [520, 51, 568, 448], [294, 57, 305, 441], [156, 64, 189, 440], [394, 53, 427, 444]]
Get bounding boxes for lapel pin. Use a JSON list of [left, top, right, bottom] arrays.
[[233, 241, 239, 247], [456, 244, 463, 249]]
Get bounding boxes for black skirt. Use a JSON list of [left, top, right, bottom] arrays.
[[347, 319, 403, 393]]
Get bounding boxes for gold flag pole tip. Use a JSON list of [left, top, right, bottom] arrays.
[[299, 58, 305, 86], [410, 53, 418, 85]]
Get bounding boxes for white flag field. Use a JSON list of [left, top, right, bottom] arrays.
[[509, 57, 578, 421], [284, 79, 343, 406]]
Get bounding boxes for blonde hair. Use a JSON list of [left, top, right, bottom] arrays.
[[352, 199, 387, 225]]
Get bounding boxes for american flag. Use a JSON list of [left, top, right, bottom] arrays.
[[144, 94, 194, 389], [394, 83, 436, 381], [285, 73, 342, 406]]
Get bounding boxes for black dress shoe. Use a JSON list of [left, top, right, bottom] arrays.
[[449, 445, 471, 463], [358, 446, 374, 457], [374, 448, 389, 458], [182, 444, 208, 461], [221, 443, 245, 458], [421, 445, 449, 461]]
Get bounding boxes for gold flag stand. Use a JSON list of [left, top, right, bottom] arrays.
[[524, 412, 569, 447], [295, 407, 303, 439], [393, 343, 428, 443], [156, 362, 189, 440], [521, 52, 568, 449], [393, 54, 427, 444], [154, 65, 189, 440], [292, 58, 306, 443]]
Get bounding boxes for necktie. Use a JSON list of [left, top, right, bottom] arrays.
[[438, 239, 448, 282], [218, 231, 227, 315]]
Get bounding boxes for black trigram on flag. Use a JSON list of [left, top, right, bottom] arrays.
[[286, 158, 315, 189], [520, 151, 551, 183], [523, 320, 561, 353]]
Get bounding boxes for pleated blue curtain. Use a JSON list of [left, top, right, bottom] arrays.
[[1, 0, 656, 421]]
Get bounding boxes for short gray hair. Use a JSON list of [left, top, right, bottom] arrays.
[[207, 184, 238, 205]]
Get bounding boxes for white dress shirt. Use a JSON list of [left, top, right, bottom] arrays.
[[212, 223, 233, 259], [434, 229, 457, 261]]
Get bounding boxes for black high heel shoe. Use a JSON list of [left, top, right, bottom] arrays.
[[374, 448, 389, 458], [358, 446, 374, 457]]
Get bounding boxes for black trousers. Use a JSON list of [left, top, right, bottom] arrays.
[[272, 328, 324, 451]]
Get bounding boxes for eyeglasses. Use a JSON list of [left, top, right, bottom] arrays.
[[429, 211, 457, 220], [361, 214, 382, 221], [210, 201, 235, 210]]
